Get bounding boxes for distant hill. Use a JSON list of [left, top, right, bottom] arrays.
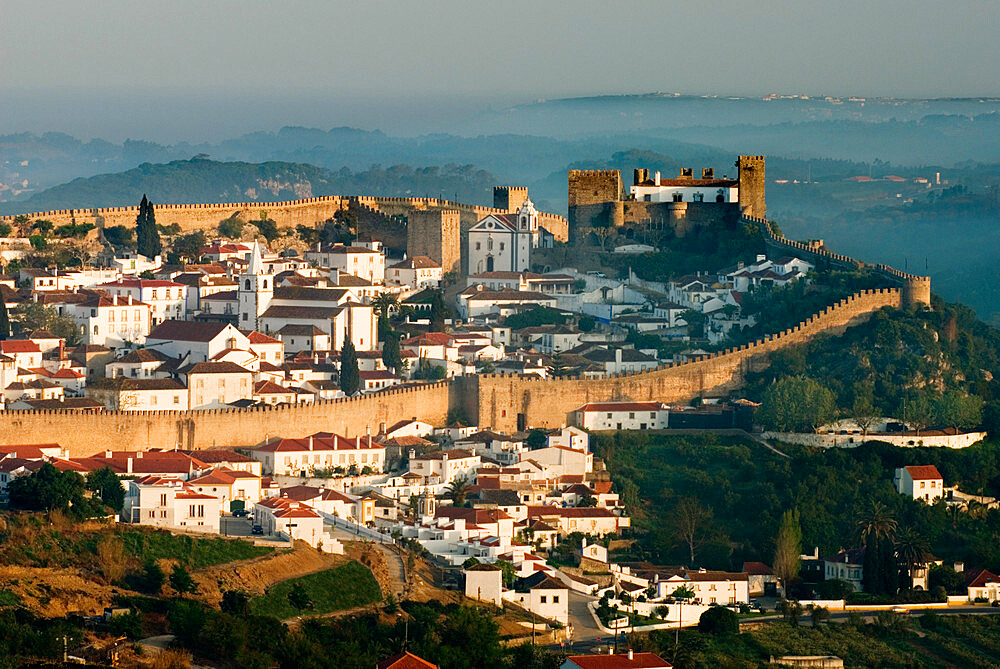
[[0, 158, 500, 214]]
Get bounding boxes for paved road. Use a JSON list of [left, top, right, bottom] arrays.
[[567, 592, 603, 640]]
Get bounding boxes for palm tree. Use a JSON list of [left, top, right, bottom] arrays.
[[445, 475, 470, 506], [857, 500, 898, 544], [894, 527, 929, 589], [858, 500, 898, 595], [372, 292, 399, 318]]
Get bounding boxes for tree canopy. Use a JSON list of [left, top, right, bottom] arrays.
[[135, 194, 162, 258], [757, 376, 837, 432]]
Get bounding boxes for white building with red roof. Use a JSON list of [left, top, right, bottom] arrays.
[[145, 320, 250, 364], [894, 465, 945, 502], [186, 467, 263, 511], [575, 401, 670, 431], [200, 241, 253, 263], [121, 475, 221, 533], [526, 506, 630, 537], [1, 340, 43, 368], [467, 199, 544, 275], [387, 256, 442, 290], [250, 433, 386, 476], [253, 497, 333, 550], [99, 278, 189, 325]]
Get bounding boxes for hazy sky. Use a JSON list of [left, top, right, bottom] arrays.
[[3, 0, 998, 141]]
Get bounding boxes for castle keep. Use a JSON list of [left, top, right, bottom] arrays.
[[567, 155, 766, 242]]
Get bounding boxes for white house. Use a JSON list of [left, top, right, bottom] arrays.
[[575, 402, 670, 431], [631, 168, 738, 204], [91, 378, 189, 411], [180, 362, 253, 409], [458, 286, 558, 319], [146, 321, 250, 364], [824, 549, 865, 592], [465, 563, 503, 606], [306, 243, 385, 284], [894, 465, 944, 503], [186, 467, 263, 511], [251, 433, 386, 476], [966, 568, 1000, 603], [503, 572, 569, 625], [253, 497, 329, 549], [387, 256, 443, 289], [409, 448, 481, 485], [98, 279, 189, 325], [121, 476, 221, 534], [547, 426, 589, 452]]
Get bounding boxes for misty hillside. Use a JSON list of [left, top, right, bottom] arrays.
[[0, 158, 499, 213]]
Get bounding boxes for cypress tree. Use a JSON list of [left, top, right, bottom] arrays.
[[135, 194, 162, 259], [0, 297, 10, 340], [339, 340, 361, 396], [429, 290, 447, 332], [382, 330, 403, 372]]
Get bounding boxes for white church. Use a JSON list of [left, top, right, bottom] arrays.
[[468, 199, 552, 274]]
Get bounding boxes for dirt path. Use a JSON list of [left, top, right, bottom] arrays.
[[376, 544, 407, 599]]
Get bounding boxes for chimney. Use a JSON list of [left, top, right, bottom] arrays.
[[128, 295, 133, 304], [308, 436, 314, 451], [105, 449, 112, 459], [954, 561, 965, 573], [136, 450, 143, 458], [653, 171, 661, 184], [58, 340, 65, 360], [126, 457, 133, 474], [628, 650, 634, 660], [409, 448, 415, 461], [615, 349, 622, 364]]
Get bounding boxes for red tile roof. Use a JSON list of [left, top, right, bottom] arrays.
[[905, 465, 943, 481], [578, 402, 666, 412], [1, 340, 41, 354], [564, 652, 671, 668], [965, 567, 999, 588], [377, 652, 439, 669]]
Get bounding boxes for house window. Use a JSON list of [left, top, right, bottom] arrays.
[[552, 595, 559, 603], [160, 494, 167, 506], [539, 596, 547, 603]]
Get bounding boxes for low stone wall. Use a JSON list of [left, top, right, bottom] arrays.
[[762, 431, 987, 449]]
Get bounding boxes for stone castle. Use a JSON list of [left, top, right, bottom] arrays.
[[567, 155, 766, 242]]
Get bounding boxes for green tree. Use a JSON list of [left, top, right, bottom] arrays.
[[681, 309, 706, 339], [221, 590, 251, 616], [219, 216, 244, 239], [777, 598, 802, 626], [858, 500, 898, 596], [170, 564, 198, 594], [339, 341, 361, 395], [372, 292, 399, 319], [143, 561, 165, 594], [429, 290, 448, 331], [287, 583, 314, 611], [698, 606, 738, 635], [773, 509, 802, 591], [6, 462, 85, 512], [29, 234, 47, 250], [0, 223, 11, 237], [172, 230, 207, 262], [381, 330, 403, 373], [13, 302, 81, 344], [86, 466, 125, 511], [758, 376, 837, 432], [525, 429, 548, 450], [894, 528, 929, 589], [851, 387, 879, 441], [135, 194, 162, 258], [934, 391, 984, 431], [809, 605, 830, 627], [254, 217, 278, 242], [102, 224, 134, 248], [0, 298, 10, 340]]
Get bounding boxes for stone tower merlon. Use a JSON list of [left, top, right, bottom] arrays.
[[567, 169, 624, 243], [407, 209, 461, 275], [903, 276, 932, 308], [737, 155, 766, 217], [493, 186, 529, 212]]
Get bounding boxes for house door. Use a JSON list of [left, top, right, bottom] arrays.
[[486, 256, 494, 272]]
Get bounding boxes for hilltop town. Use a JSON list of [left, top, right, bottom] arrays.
[[3, 157, 1000, 669]]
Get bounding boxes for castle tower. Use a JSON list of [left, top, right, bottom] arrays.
[[494, 186, 529, 212], [238, 241, 273, 331], [737, 156, 766, 217], [407, 209, 461, 275], [567, 169, 624, 243], [902, 276, 932, 309]]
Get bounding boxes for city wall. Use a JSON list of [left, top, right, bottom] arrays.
[[0, 382, 453, 457], [0, 194, 570, 245], [0, 289, 900, 453], [464, 288, 902, 432]]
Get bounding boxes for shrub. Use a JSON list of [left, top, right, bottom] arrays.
[[698, 605, 738, 635]]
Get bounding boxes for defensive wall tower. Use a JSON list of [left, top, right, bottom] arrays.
[[567, 169, 624, 242], [407, 209, 461, 274], [737, 155, 766, 217], [493, 186, 529, 212], [903, 277, 932, 308]]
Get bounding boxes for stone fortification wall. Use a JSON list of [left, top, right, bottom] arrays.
[[407, 209, 461, 273], [1, 194, 568, 247], [0, 288, 900, 454], [750, 214, 931, 307], [0, 197, 351, 234], [464, 288, 902, 432], [0, 382, 453, 457], [349, 199, 407, 253]]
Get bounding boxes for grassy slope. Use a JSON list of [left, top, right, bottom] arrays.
[[247, 561, 382, 619]]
